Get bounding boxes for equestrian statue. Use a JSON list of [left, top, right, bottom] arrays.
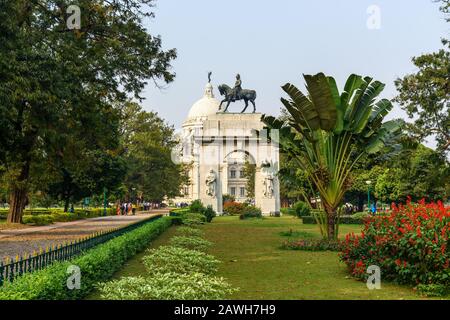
[[218, 74, 257, 113]]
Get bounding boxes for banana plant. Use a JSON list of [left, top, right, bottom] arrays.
[[263, 73, 403, 240]]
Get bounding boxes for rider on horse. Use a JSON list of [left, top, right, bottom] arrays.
[[231, 74, 242, 102]]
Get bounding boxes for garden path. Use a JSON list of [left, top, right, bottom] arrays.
[[0, 209, 170, 260]]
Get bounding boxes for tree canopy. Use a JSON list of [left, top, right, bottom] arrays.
[[0, 0, 176, 222]]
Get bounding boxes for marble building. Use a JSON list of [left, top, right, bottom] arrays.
[[172, 80, 280, 216]]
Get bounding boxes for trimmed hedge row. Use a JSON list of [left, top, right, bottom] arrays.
[[302, 214, 369, 225], [0, 216, 173, 300], [1, 208, 116, 225]]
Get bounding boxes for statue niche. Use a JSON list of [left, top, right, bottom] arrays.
[[205, 169, 217, 197]]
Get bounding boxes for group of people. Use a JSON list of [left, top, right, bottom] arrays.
[[117, 202, 136, 216]]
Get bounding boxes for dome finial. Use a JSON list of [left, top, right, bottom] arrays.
[[204, 72, 214, 98], [208, 71, 212, 83]]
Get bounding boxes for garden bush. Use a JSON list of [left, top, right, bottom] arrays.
[[239, 206, 262, 220], [203, 205, 216, 223], [97, 272, 236, 300], [181, 212, 206, 226], [281, 239, 341, 251], [189, 200, 205, 213], [293, 201, 311, 218], [169, 235, 212, 252], [339, 199, 450, 296], [142, 246, 220, 275], [302, 214, 367, 225], [0, 216, 172, 300], [223, 201, 246, 215], [176, 226, 204, 237]]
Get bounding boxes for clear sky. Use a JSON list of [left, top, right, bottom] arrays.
[[142, 0, 448, 149]]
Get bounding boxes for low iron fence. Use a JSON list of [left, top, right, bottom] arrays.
[[0, 214, 162, 286]]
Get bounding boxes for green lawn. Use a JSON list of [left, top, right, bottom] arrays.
[[203, 215, 427, 300], [89, 215, 432, 300]]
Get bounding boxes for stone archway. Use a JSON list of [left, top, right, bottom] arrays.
[[223, 150, 256, 203]]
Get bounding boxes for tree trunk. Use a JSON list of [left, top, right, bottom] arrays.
[[327, 211, 336, 240], [7, 160, 31, 224], [7, 187, 27, 223], [64, 198, 70, 213]]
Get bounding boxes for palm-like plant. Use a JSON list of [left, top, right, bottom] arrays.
[[263, 73, 403, 240]]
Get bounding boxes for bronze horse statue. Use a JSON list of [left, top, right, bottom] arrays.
[[218, 84, 257, 113]]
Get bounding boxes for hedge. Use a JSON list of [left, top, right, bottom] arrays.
[[1, 208, 117, 225], [302, 215, 368, 225], [0, 216, 173, 300]]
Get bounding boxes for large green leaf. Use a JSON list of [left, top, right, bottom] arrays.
[[327, 76, 344, 134], [281, 83, 319, 131], [303, 73, 337, 131]]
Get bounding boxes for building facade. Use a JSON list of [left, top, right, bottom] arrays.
[[173, 81, 280, 216]]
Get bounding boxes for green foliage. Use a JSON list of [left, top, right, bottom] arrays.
[[122, 103, 186, 203], [97, 272, 236, 300], [340, 201, 450, 292], [223, 202, 246, 215], [186, 201, 216, 223], [169, 236, 212, 252], [0, 217, 173, 300], [263, 73, 402, 240], [394, 39, 449, 153], [176, 226, 204, 237], [142, 246, 220, 275], [189, 200, 205, 213], [203, 206, 216, 223], [239, 206, 263, 220], [242, 161, 256, 199], [20, 208, 116, 225], [279, 230, 314, 238], [293, 201, 311, 218], [302, 214, 367, 225], [182, 212, 207, 226], [281, 239, 341, 251], [0, 0, 177, 222], [416, 284, 449, 297]]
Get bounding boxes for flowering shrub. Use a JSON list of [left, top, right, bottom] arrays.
[[339, 199, 450, 296]]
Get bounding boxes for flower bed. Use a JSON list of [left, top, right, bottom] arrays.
[[339, 199, 450, 296]]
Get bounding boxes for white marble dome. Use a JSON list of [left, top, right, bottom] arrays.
[[187, 83, 220, 120]]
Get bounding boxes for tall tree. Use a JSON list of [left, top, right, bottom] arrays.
[[394, 40, 450, 153], [394, 1, 449, 153], [121, 103, 186, 202], [263, 73, 403, 240], [0, 0, 176, 222]]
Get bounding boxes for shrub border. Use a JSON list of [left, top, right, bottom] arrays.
[[0, 216, 174, 300]]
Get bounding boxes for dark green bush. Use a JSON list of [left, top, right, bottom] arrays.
[[203, 205, 216, 223], [281, 239, 341, 251], [293, 201, 310, 218], [189, 200, 205, 213], [302, 215, 366, 225], [0, 216, 173, 300], [239, 206, 262, 220]]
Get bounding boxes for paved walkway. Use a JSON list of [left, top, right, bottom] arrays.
[[0, 209, 170, 260]]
